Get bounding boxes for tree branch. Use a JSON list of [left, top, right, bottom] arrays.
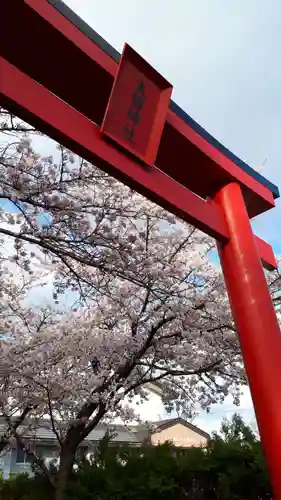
[[2, 411, 54, 485], [46, 386, 62, 447], [0, 404, 33, 452]]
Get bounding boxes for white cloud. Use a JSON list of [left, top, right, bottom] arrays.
[[61, 0, 276, 431], [3, 0, 276, 432], [194, 387, 256, 434], [63, 0, 281, 248]]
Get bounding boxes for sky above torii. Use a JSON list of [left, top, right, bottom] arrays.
[[35, 0, 281, 433], [63, 0, 281, 249]]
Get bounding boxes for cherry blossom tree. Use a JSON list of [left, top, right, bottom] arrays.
[[0, 109, 279, 499]]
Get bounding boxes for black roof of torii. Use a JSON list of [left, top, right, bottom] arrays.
[[47, 0, 279, 200]]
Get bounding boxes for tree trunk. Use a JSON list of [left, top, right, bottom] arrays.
[[55, 446, 76, 500]]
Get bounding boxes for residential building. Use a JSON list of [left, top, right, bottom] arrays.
[[148, 418, 209, 447], [0, 417, 209, 479]]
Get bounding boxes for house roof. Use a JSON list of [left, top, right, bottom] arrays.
[[144, 381, 164, 396], [0, 417, 209, 445], [0, 419, 140, 445], [151, 418, 210, 439]]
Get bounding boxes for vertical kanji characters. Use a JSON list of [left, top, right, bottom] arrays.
[[123, 79, 146, 144]]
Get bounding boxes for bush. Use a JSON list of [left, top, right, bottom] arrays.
[[0, 473, 53, 500], [0, 415, 272, 500]]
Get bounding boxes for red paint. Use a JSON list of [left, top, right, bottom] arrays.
[[254, 235, 278, 271], [1, 3, 280, 496], [25, 0, 116, 76], [0, 56, 276, 271], [0, 0, 275, 217], [0, 56, 228, 241], [215, 183, 281, 498], [102, 44, 172, 166], [164, 112, 275, 211]]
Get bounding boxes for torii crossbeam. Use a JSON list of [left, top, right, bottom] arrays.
[[1, 0, 281, 496]]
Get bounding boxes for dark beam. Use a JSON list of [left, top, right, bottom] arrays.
[[0, 56, 277, 271], [0, 0, 278, 219]]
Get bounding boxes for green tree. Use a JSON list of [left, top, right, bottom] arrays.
[[68, 443, 181, 500], [176, 413, 271, 500], [0, 415, 272, 500]]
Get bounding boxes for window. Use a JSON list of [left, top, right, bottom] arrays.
[[16, 448, 31, 464]]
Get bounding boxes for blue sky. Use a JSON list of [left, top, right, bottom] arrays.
[[58, 0, 281, 431], [3, 0, 280, 432], [63, 0, 281, 253]]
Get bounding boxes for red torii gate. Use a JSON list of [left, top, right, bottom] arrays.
[[1, 0, 281, 495]]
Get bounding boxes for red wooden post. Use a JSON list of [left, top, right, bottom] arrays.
[[215, 182, 281, 498], [1, 1, 281, 492]]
